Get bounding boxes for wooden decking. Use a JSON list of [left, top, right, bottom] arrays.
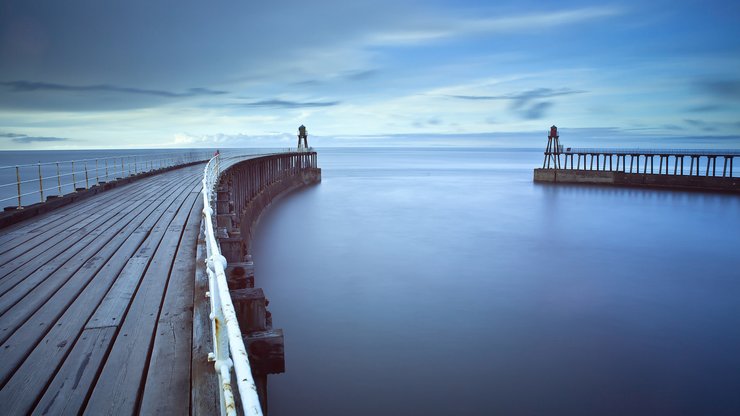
[[0, 163, 208, 415]]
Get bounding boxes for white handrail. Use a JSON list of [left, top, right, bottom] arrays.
[[201, 154, 263, 416]]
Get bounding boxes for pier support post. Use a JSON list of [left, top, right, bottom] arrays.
[[706, 156, 710, 176], [231, 288, 267, 333]]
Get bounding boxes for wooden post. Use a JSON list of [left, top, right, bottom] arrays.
[[225, 262, 255, 289], [243, 329, 285, 375], [231, 288, 267, 333]]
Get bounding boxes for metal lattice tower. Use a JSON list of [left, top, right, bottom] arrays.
[[543, 125, 562, 169]]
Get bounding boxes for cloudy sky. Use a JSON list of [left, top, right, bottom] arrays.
[[0, 0, 739, 149]]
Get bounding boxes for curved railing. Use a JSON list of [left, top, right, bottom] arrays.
[[201, 153, 263, 416]]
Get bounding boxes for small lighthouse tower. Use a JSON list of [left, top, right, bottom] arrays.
[[297, 125, 308, 150], [543, 125, 562, 169]]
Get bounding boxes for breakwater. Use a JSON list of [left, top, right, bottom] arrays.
[[200, 151, 320, 412], [533, 126, 739, 192], [533, 168, 739, 192]]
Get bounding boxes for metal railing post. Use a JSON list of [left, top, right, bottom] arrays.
[[16, 166, 21, 208], [84, 162, 89, 189], [56, 162, 62, 195], [121, 157, 124, 178], [95, 159, 99, 185], [105, 159, 109, 181], [38, 162, 44, 202], [72, 161, 77, 190]]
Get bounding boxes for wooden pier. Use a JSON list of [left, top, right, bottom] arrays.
[[0, 151, 320, 414], [534, 126, 740, 192]]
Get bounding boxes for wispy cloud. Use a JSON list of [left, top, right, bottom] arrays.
[[412, 117, 443, 128], [235, 99, 341, 109], [522, 102, 553, 120], [695, 79, 740, 100], [684, 119, 718, 132], [447, 88, 585, 104], [369, 6, 624, 44], [448, 88, 584, 120], [343, 70, 379, 81], [0, 133, 71, 143], [687, 104, 727, 113], [1, 81, 227, 98]]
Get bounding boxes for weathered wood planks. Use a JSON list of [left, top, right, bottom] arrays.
[[0, 163, 208, 415]]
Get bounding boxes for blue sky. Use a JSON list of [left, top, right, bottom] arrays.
[[0, 0, 739, 149]]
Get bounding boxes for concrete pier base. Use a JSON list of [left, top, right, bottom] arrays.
[[533, 169, 740, 193]]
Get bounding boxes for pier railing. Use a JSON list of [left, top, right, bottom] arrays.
[[564, 148, 740, 156], [0, 151, 213, 208], [201, 153, 263, 416], [546, 146, 738, 177]]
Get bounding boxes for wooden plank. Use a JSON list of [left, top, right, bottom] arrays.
[[0, 168, 200, 413], [83, 189, 200, 415], [0, 172, 201, 414], [0, 190, 199, 413], [0, 180, 167, 310], [191, 224, 220, 416], [0, 212, 106, 278], [30, 327, 117, 416], [0, 175, 177, 292], [139, 196, 203, 415], [0, 172, 169, 252], [0, 174, 196, 343], [0, 174, 166, 261]]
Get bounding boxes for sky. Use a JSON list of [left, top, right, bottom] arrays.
[[0, 0, 739, 149]]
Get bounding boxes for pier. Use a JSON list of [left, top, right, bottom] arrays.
[[0, 142, 320, 413], [534, 126, 740, 192]]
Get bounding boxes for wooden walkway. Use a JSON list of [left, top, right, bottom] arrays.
[[0, 163, 210, 415]]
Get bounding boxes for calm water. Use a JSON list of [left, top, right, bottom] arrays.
[[253, 148, 740, 415]]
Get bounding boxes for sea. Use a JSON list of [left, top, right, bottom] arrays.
[[251, 148, 740, 415], [1, 147, 737, 414]]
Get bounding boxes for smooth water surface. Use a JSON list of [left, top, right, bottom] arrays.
[[253, 148, 740, 415]]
